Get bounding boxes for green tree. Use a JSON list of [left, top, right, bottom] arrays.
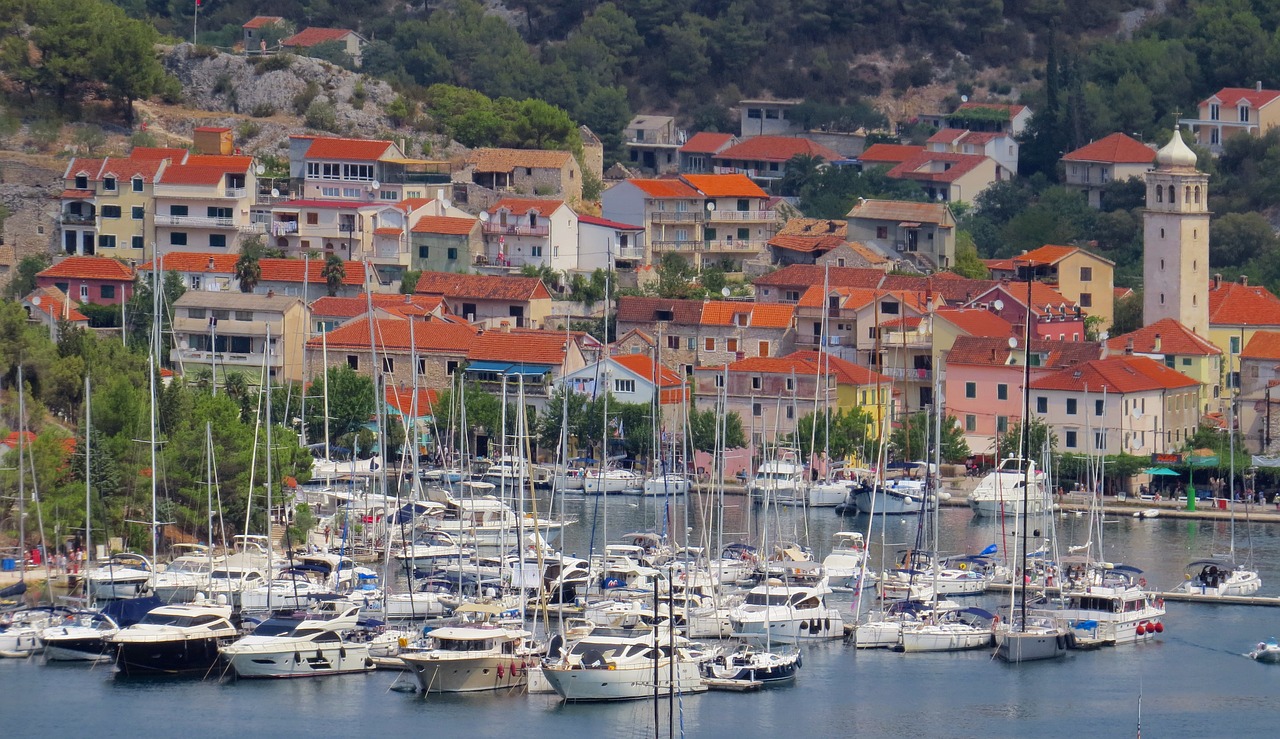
[[322, 254, 346, 297], [306, 365, 375, 441], [950, 231, 989, 279], [688, 403, 746, 453], [4, 254, 51, 299], [400, 270, 421, 294], [1212, 212, 1279, 269], [235, 250, 261, 293], [654, 253, 698, 299], [996, 418, 1058, 460], [1111, 290, 1143, 336], [890, 412, 970, 464], [795, 407, 875, 460]]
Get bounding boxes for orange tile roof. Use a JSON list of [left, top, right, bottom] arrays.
[[681, 173, 768, 198], [767, 234, 847, 254], [137, 253, 238, 273], [304, 137, 395, 161], [612, 353, 685, 389], [373, 227, 402, 236], [37, 256, 133, 281], [65, 157, 106, 180], [130, 147, 188, 162], [1030, 355, 1199, 393], [243, 16, 283, 29], [489, 197, 565, 216], [716, 136, 843, 163], [468, 148, 573, 172], [1107, 318, 1220, 356], [680, 132, 735, 154], [60, 189, 95, 199], [1208, 280, 1280, 326], [887, 152, 990, 183], [311, 294, 445, 320], [858, 144, 926, 164], [754, 264, 884, 291], [24, 286, 89, 322], [184, 154, 253, 169], [309, 317, 476, 353], [796, 285, 930, 314], [1203, 87, 1280, 110], [785, 351, 891, 386], [468, 329, 569, 365], [947, 336, 1101, 367], [158, 165, 229, 186], [849, 243, 891, 265], [579, 214, 643, 230], [877, 273, 997, 305], [718, 355, 831, 376], [627, 178, 701, 198], [258, 258, 366, 286], [616, 296, 705, 325], [879, 316, 922, 330], [384, 386, 440, 416], [1062, 133, 1156, 164], [99, 157, 166, 183], [969, 281, 1077, 316], [935, 308, 1014, 338], [1242, 330, 1280, 360], [411, 215, 478, 235], [846, 198, 954, 226], [414, 271, 552, 301], [697, 301, 794, 328], [282, 27, 358, 48], [777, 218, 847, 238]]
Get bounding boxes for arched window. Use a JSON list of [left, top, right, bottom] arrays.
[[1185, 186, 1191, 203], [1156, 186, 1163, 203], [1168, 185, 1176, 204], [1195, 186, 1201, 204]]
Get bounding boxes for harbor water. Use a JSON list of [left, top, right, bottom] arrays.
[[5, 498, 1280, 737]]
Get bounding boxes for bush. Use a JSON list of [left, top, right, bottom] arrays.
[[305, 100, 338, 132], [249, 102, 275, 118], [190, 44, 219, 59], [28, 118, 62, 151], [254, 53, 294, 74], [212, 74, 232, 96], [237, 120, 261, 140], [350, 80, 366, 110], [292, 80, 320, 115], [131, 130, 158, 148]]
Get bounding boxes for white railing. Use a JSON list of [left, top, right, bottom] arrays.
[[616, 246, 645, 260], [159, 215, 237, 229], [224, 187, 247, 198], [710, 210, 776, 222]]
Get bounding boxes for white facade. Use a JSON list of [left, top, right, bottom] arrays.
[[483, 203, 580, 272], [556, 359, 659, 406], [578, 220, 645, 271], [1143, 132, 1210, 336]]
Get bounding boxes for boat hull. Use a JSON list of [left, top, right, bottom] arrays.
[[87, 579, 150, 601], [900, 625, 993, 652], [995, 629, 1069, 662], [730, 609, 845, 644], [0, 630, 42, 658], [543, 660, 706, 702], [401, 654, 530, 693], [223, 644, 374, 679], [968, 497, 1047, 518], [701, 653, 799, 684], [113, 636, 232, 676], [807, 483, 848, 508], [852, 488, 926, 515], [40, 632, 112, 662]]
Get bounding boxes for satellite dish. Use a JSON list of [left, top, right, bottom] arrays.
[[271, 188, 280, 198], [370, 180, 380, 190], [1130, 436, 1142, 451], [436, 189, 445, 200], [441, 199, 452, 209], [478, 211, 490, 222], [255, 163, 265, 175], [721, 287, 731, 297], [30, 296, 41, 306], [1132, 407, 1143, 420], [961, 95, 970, 103], [1007, 337, 1018, 349], [992, 300, 1004, 311], [705, 201, 716, 212]]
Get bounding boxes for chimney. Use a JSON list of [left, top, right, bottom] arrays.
[[1214, 273, 1222, 289], [1240, 275, 1249, 286], [1258, 80, 1264, 92], [500, 320, 511, 333], [207, 256, 215, 269], [1125, 338, 1134, 355], [266, 289, 275, 298], [1152, 333, 1162, 353]]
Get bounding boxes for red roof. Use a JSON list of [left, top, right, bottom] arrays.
[[699, 301, 794, 328], [767, 233, 846, 254], [785, 351, 891, 386], [304, 137, 394, 161], [754, 264, 884, 291], [616, 297, 705, 325], [469, 329, 570, 365], [681, 173, 768, 198], [158, 165, 231, 186], [60, 188, 95, 199], [414, 271, 552, 302], [935, 308, 1014, 338], [1107, 318, 1220, 356], [311, 294, 445, 320], [193, 126, 231, 133], [613, 353, 685, 389], [879, 316, 922, 330], [1030, 355, 1199, 393], [968, 282, 1077, 316], [258, 258, 365, 286], [947, 336, 1101, 368], [1203, 87, 1280, 110], [184, 154, 253, 169], [887, 152, 991, 183], [99, 156, 166, 183], [489, 197, 565, 216], [578, 214, 643, 231], [24, 286, 89, 322], [130, 147, 188, 162], [384, 386, 439, 416], [716, 356, 831, 376], [1062, 133, 1156, 164], [282, 27, 358, 48], [680, 132, 735, 154], [309, 317, 476, 353], [628, 179, 701, 198], [858, 144, 926, 164], [1242, 331, 1280, 361], [716, 136, 842, 163], [37, 256, 133, 281], [373, 226, 402, 236], [1208, 280, 1280, 326], [137, 253, 238, 273], [242, 16, 283, 29], [411, 215, 478, 235]]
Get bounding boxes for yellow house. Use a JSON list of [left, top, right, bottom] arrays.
[[885, 151, 1007, 205], [1106, 318, 1222, 415], [1179, 85, 1280, 154], [58, 154, 173, 258], [1207, 275, 1280, 409], [985, 244, 1116, 327], [786, 350, 896, 438], [153, 154, 262, 258]]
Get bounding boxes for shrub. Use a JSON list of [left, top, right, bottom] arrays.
[[237, 120, 262, 140], [131, 130, 158, 148], [212, 74, 233, 96], [253, 53, 294, 74], [249, 103, 275, 119], [350, 80, 366, 110], [292, 80, 320, 116], [190, 44, 219, 59], [305, 100, 338, 132]]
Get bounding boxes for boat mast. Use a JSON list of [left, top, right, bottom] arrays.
[[1020, 265, 1033, 630], [16, 366, 26, 585], [149, 251, 160, 571], [322, 328, 331, 466], [264, 323, 274, 610], [84, 375, 92, 578]]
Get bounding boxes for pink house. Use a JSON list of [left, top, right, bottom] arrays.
[[966, 281, 1085, 341], [944, 336, 1101, 455], [35, 256, 135, 306]]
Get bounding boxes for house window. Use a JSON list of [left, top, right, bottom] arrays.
[[419, 246, 429, 259], [705, 338, 715, 351], [347, 355, 359, 370], [1066, 430, 1078, 448], [752, 376, 762, 390], [1094, 431, 1106, 450], [996, 416, 1008, 434], [190, 275, 202, 290], [530, 246, 543, 257], [74, 175, 88, 189], [1165, 354, 1175, 368], [614, 379, 636, 394], [98, 235, 116, 249], [131, 235, 144, 250], [79, 284, 89, 301], [103, 177, 116, 191], [1036, 397, 1047, 414], [784, 290, 801, 302], [752, 402, 762, 417], [446, 360, 459, 375], [209, 234, 227, 248], [965, 382, 976, 399], [736, 199, 750, 211], [881, 301, 899, 315], [1066, 398, 1078, 415], [1182, 357, 1192, 367], [321, 187, 340, 197], [307, 213, 319, 225], [1230, 336, 1240, 354], [737, 228, 749, 240], [727, 338, 738, 352], [667, 335, 679, 350], [1240, 105, 1251, 122], [997, 384, 1008, 400], [786, 406, 794, 420], [132, 206, 144, 220], [686, 337, 695, 350], [714, 374, 724, 388], [102, 205, 121, 219], [965, 414, 976, 432], [876, 226, 888, 239], [170, 205, 188, 216], [132, 177, 143, 192], [1095, 399, 1104, 416], [758, 340, 769, 356], [381, 357, 394, 373], [235, 311, 253, 321], [1210, 103, 1220, 120], [171, 232, 187, 246], [1080, 293, 1092, 308], [785, 377, 794, 391], [187, 308, 206, 319], [1080, 267, 1092, 282]]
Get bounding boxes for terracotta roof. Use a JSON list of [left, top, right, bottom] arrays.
[[846, 199, 953, 226], [384, 385, 440, 416], [578, 214, 643, 230], [796, 285, 929, 313], [1014, 244, 1115, 267], [877, 273, 997, 305], [373, 226, 402, 236], [858, 144, 926, 164], [1241, 330, 1280, 360], [714, 356, 831, 376], [37, 256, 133, 281], [954, 102, 1028, 119], [928, 129, 1002, 147], [184, 154, 253, 169], [311, 294, 445, 320], [1203, 87, 1280, 110], [157, 165, 231, 186], [767, 234, 846, 254], [849, 243, 891, 265], [947, 336, 1101, 368], [489, 197, 565, 216], [768, 218, 847, 253], [715, 136, 842, 163], [627, 178, 701, 198], [680, 132, 735, 154], [60, 188, 95, 199], [413, 271, 552, 301], [242, 16, 283, 29], [1208, 280, 1280, 326], [968, 281, 1077, 316], [282, 27, 358, 48], [137, 253, 238, 273], [879, 316, 922, 330], [616, 296, 705, 325], [24, 286, 88, 322], [1030, 355, 1199, 393], [754, 264, 884, 290], [193, 126, 231, 133], [927, 129, 971, 145], [610, 354, 687, 404], [785, 351, 892, 386], [934, 308, 1014, 338], [99, 156, 166, 183], [309, 317, 476, 353], [699, 301, 794, 329], [468, 148, 572, 172], [304, 137, 395, 161], [1062, 133, 1156, 164], [887, 152, 991, 183], [410, 215, 478, 235], [469, 329, 570, 365], [129, 147, 188, 162], [1107, 318, 1220, 356], [681, 173, 768, 198], [65, 157, 106, 180], [257, 258, 366, 286]]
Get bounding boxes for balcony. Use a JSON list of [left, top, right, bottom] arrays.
[[171, 348, 282, 368], [879, 329, 932, 348], [173, 316, 284, 337], [881, 366, 935, 382], [224, 187, 247, 199], [158, 214, 239, 230], [482, 222, 549, 237], [709, 210, 776, 222], [650, 240, 700, 252], [60, 213, 95, 226], [704, 239, 768, 252], [270, 221, 299, 235], [616, 246, 645, 260], [650, 211, 703, 224]]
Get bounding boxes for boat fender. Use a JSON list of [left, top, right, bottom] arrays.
[[511, 662, 521, 675], [795, 652, 802, 669], [1135, 623, 1146, 636], [958, 563, 967, 570], [365, 658, 373, 668], [339, 646, 346, 659], [824, 618, 830, 632], [497, 663, 504, 678], [294, 651, 301, 663], [1065, 632, 1077, 649], [398, 637, 408, 648], [1154, 621, 1164, 633], [799, 620, 808, 631], [1056, 634, 1066, 650], [1155, 597, 1164, 609], [316, 649, 324, 660]]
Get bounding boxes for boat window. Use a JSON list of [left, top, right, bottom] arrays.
[[745, 592, 790, 606], [794, 597, 820, 609], [192, 615, 223, 626], [313, 632, 342, 643], [252, 619, 299, 637], [138, 613, 197, 628]]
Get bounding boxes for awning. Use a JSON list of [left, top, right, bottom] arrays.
[[506, 364, 552, 377], [465, 360, 513, 373], [898, 221, 922, 228], [464, 361, 552, 377]]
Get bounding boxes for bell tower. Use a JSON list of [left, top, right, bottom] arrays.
[[1143, 128, 1210, 335]]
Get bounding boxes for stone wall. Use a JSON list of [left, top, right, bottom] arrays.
[[0, 158, 61, 292]]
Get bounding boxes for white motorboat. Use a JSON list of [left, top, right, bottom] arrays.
[[967, 457, 1048, 518], [642, 473, 690, 496], [728, 579, 844, 643], [541, 622, 710, 702], [583, 468, 642, 494], [850, 478, 928, 515], [39, 610, 120, 662], [1035, 560, 1166, 646], [482, 455, 531, 489], [1250, 638, 1280, 663], [383, 581, 456, 621], [400, 605, 539, 693], [207, 565, 267, 607], [151, 544, 221, 603], [220, 599, 374, 679], [0, 606, 75, 658], [86, 553, 153, 600], [108, 600, 238, 676], [431, 486, 570, 548], [748, 455, 806, 504], [393, 529, 471, 567], [821, 532, 870, 589], [552, 463, 588, 491], [807, 480, 849, 508], [899, 607, 996, 653], [1180, 559, 1262, 597]]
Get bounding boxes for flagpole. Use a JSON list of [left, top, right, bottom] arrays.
[[193, 0, 198, 45]]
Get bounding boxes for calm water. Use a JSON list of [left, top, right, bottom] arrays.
[[6, 498, 1280, 738]]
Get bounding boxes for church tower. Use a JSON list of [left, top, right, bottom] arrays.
[[1143, 128, 1210, 335]]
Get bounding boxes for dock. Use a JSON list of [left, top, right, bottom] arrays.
[[703, 677, 763, 692], [986, 581, 1280, 607]]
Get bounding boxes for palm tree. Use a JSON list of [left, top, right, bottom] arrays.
[[235, 251, 261, 293], [779, 153, 824, 197], [322, 254, 346, 297]]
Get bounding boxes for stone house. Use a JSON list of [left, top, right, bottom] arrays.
[[280, 27, 367, 65], [410, 214, 483, 274], [464, 149, 584, 204], [845, 199, 956, 273], [413, 270, 553, 329], [615, 296, 796, 375], [305, 315, 477, 390]]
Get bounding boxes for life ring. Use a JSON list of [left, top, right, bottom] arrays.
[[958, 563, 967, 571]]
